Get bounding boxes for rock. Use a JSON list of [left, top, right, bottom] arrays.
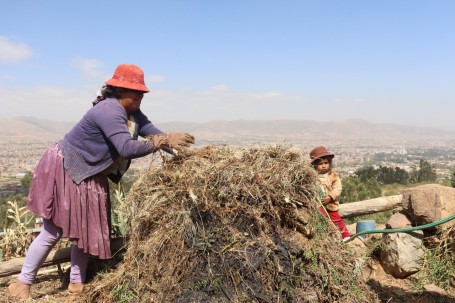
[[423, 284, 446, 295], [346, 223, 356, 236], [370, 224, 385, 241], [346, 236, 368, 256], [386, 211, 413, 229], [379, 231, 424, 278], [401, 184, 455, 228]]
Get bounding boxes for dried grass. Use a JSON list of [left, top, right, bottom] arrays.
[[0, 200, 34, 259], [419, 225, 455, 292], [84, 145, 379, 303]]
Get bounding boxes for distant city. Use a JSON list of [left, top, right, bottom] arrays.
[[1, 117, 455, 198], [2, 136, 455, 198]]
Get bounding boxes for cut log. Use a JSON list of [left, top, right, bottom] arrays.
[[0, 237, 125, 277], [338, 195, 402, 218]]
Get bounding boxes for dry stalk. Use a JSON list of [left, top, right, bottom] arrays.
[[85, 145, 379, 303]]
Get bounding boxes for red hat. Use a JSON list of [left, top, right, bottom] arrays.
[[105, 64, 150, 93], [309, 146, 334, 164]]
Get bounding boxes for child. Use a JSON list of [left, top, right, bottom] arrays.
[[309, 146, 350, 241]]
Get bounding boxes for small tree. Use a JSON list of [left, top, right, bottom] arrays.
[[20, 171, 33, 195], [409, 159, 437, 184], [340, 176, 381, 204], [417, 159, 437, 183], [450, 171, 455, 188]]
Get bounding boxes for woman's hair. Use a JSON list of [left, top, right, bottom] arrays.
[[92, 85, 120, 105], [92, 85, 142, 106], [102, 85, 118, 98]]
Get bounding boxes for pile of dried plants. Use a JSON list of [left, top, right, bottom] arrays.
[[86, 145, 379, 303]]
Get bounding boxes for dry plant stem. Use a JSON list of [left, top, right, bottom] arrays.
[[84, 145, 380, 303]]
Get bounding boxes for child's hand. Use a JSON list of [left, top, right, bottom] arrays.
[[321, 196, 332, 204]]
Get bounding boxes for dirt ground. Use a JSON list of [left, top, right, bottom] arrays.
[[1, 258, 454, 303], [361, 258, 454, 303]]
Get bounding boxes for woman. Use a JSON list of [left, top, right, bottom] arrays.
[[8, 64, 195, 299]]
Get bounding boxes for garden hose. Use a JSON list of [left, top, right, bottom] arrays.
[[345, 213, 455, 243], [316, 187, 330, 217]]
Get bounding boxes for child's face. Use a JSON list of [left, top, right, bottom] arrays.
[[315, 158, 330, 174]]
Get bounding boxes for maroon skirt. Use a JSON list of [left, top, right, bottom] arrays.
[[27, 143, 112, 259]]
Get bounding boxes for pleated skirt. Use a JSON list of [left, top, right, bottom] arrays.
[[27, 143, 112, 259]]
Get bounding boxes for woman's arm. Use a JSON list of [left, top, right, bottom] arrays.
[[95, 104, 155, 159], [135, 110, 165, 137]]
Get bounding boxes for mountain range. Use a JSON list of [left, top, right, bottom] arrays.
[[1, 116, 454, 147]]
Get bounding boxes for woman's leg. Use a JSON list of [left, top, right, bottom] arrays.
[[18, 218, 63, 284], [9, 218, 62, 299], [69, 245, 90, 284]]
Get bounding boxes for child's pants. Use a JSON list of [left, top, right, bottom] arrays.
[[18, 219, 90, 285], [319, 207, 350, 239]]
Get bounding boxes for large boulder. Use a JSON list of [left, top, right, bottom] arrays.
[[379, 231, 425, 278], [401, 184, 455, 228]]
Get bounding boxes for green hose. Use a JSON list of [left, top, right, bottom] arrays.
[[345, 213, 455, 243]]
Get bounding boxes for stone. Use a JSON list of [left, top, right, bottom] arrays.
[[386, 211, 413, 229], [379, 231, 424, 278], [423, 284, 446, 295], [401, 184, 455, 228]]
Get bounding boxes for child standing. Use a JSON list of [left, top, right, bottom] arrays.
[[309, 146, 350, 241]]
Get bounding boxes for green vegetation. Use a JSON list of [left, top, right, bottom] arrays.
[[341, 158, 438, 204], [20, 171, 33, 194], [340, 177, 381, 204], [111, 185, 128, 238], [410, 159, 437, 183], [111, 283, 136, 303], [353, 159, 436, 187], [415, 229, 455, 292], [450, 171, 455, 188], [356, 165, 409, 184]]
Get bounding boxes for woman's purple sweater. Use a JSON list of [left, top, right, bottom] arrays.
[[60, 98, 163, 184]]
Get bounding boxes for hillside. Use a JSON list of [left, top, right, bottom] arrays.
[[0, 117, 75, 141], [157, 119, 455, 147], [1, 117, 454, 147]]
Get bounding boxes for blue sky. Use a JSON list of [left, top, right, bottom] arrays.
[[1, 1, 454, 130]]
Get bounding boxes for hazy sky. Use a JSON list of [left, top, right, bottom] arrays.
[[1, 1, 454, 130]]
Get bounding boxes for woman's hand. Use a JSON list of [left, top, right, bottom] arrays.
[[167, 132, 195, 151], [148, 134, 169, 150]]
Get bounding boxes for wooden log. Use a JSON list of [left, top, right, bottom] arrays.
[[0, 237, 126, 277], [338, 195, 402, 218]]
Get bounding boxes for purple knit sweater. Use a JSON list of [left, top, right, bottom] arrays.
[[60, 98, 163, 184]]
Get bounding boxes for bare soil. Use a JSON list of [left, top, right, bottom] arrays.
[[2, 258, 454, 303]]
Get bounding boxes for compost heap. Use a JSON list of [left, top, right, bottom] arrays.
[[87, 145, 379, 303]]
